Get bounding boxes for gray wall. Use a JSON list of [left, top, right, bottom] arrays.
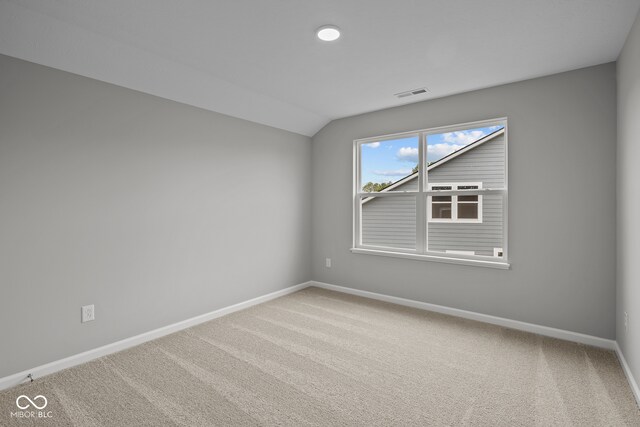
[[0, 54, 311, 378], [617, 10, 640, 389], [312, 63, 617, 339]]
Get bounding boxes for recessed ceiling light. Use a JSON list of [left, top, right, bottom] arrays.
[[317, 25, 341, 42]]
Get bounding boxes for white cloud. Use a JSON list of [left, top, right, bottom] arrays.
[[488, 125, 501, 131], [365, 141, 380, 148], [372, 169, 413, 177], [442, 130, 486, 145], [396, 147, 419, 162], [427, 143, 465, 159]]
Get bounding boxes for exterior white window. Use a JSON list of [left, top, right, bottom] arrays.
[[352, 118, 508, 269], [428, 183, 483, 223]]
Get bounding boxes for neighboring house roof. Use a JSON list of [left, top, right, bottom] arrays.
[[361, 127, 504, 202], [427, 127, 505, 170]]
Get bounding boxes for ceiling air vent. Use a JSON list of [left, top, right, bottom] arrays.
[[394, 87, 430, 99]]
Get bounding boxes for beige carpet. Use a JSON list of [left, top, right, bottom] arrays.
[[1, 287, 638, 426]]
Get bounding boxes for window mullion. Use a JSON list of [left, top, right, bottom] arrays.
[[416, 132, 426, 254]]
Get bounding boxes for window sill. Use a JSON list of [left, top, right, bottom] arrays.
[[350, 247, 510, 270]]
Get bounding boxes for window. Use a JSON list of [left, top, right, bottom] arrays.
[[428, 183, 482, 223], [352, 118, 508, 268]]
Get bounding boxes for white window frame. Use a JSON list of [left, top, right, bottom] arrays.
[[427, 182, 483, 223], [351, 117, 509, 269]]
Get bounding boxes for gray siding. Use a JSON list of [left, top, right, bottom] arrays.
[[427, 195, 503, 256], [361, 134, 505, 256], [390, 178, 418, 191], [428, 134, 505, 188], [361, 196, 416, 249]]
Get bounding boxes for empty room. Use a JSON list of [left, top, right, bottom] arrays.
[[2, 1, 640, 425]]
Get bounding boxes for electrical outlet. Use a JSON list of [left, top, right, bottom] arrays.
[[325, 258, 332, 268], [82, 304, 95, 323], [624, 311, 629, 332]]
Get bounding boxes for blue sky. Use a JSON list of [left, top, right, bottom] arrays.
[[360, 125, 503, 185]]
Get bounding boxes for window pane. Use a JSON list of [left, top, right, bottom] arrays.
[[458, 203, 478, 219], [433, 195, 451, 202], [431, 185, 452, 191], [432, 202, 451, 219], [361, 195, 416, 249], [426, 125, 505, 188], [360, 136, 418, 192], [428, 194, 504, 257]]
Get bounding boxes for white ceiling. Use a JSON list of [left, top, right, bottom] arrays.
[[1, 0, 639, 137]]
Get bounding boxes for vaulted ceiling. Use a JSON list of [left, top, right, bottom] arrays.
[[1, 0, 638, 136]]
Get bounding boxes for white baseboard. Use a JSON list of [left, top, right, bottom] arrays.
[[310, 281, 616, 350], [0, 281, 311, 391], [615, 342, 640, 406]]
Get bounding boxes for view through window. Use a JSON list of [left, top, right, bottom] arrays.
[[355, 119, 507, 264]]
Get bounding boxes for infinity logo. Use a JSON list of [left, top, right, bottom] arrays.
[[16, 395, 48, 410]]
